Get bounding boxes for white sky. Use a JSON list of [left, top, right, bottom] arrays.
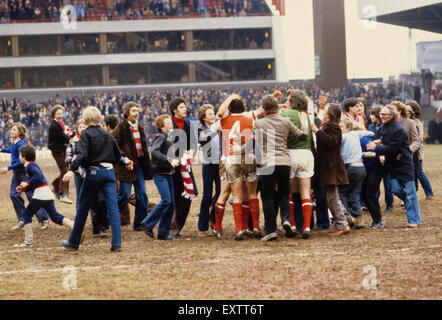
[[280, 0, 442, 80]]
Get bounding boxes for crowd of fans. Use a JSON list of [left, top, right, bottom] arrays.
[[1, 80, 436, 149], [0, 0, 270, 23]]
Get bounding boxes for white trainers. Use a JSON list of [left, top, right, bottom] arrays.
[[59, 193, 73, 204], [13, 241, 33, 248], [11, 221, 25, 230], [282, 221, 295, 238], [260, 232, 278, 242], [41, 220, 50, 230]]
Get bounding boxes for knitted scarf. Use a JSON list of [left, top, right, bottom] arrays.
[[128, 121, 143, 157], [180, 152, 197, 200]]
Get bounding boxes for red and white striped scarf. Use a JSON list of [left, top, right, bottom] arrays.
[[129, 121, 143, 157], [181, 153, 197, 200]]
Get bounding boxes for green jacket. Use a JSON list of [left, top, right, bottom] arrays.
[[282, 109, 312, 150]]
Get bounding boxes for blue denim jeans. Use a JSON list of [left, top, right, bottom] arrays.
[[143, 174, 175, 238], [118, 164, 148, 229], [73, 172, 84, 209], [68, 166, 121, 247], [390, 178, 421, 224], [23, 199, 64, 225], [417, 160, 434, 197], [339, 165, 366, 218], [198, 164, 220, 231], [11, 168, 50, 223]]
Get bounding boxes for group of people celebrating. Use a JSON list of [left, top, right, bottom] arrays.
[[0, 87, 433, 251]]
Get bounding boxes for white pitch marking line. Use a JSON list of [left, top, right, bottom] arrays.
[[0, 245, 440, 276]]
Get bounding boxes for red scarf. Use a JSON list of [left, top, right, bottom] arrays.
[[174, 116, 185, 130], [129, 122, 143, 157], [58, 120, 65, 131], [180, 153, 197, 200]]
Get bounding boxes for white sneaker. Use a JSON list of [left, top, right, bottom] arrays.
[[11, 221, 25, 230], [13, 241, 33, 248], [41, 220, 50, 230], [282, 221, 295, 238], [260, 232, 278, 242], [59, 193, 73, 204]]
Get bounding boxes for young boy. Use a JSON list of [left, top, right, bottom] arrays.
[[14, 145, 74, 248], [140, 115, 180, 240], [0, 123, 50, 230]]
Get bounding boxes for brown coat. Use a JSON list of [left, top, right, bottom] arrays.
[[112, 120, 152, 182], [315, 121, 349, 187]]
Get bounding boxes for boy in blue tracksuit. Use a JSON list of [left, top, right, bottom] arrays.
[[14, 144, 74, 248], [0, 123, 50, 230]]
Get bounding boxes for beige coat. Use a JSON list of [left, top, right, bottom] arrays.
[[254, 114, 307, 168], [398, 118, 422, 154]]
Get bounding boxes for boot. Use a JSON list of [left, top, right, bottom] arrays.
[[63, 218, 74, 229]]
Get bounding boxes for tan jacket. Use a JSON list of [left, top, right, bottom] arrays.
[[415, 119, 424, 160], [398, 118, 422, 154], [254, 114, 307, 168]]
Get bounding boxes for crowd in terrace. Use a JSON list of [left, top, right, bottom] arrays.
[[0, 0, 270, 22]]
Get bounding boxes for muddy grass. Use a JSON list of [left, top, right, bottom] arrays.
[[0, 145, 441, 300]]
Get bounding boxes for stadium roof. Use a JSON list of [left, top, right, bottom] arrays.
[[358, 0, 442, 34]]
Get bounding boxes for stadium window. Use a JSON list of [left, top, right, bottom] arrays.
[[21, 65, 102, 88], [107, 32, 148, 54], [0, 37, 12, 56], [0, 69, 14, 89], [109, 63, 189, 85]]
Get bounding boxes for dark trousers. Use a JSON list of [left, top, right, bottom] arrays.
[[198, 164, 220, 232], [11, 168, 49, 223], [260, 166, 290, 235], [339, 165, 366, 218], [361, 165, 384, 224], [382, 172, 394, 207], [170, 167, 197, 236], [51, 151, 69, 195], [23, 199, 64, 225], [313, 187, 329, 229]]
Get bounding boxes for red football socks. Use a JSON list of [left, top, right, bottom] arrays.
[[302, 198, 313, 230], [214, 202, 225, 231], [232, 203, 243, 234], [241, 201, 250, 231], [248, 198, 260, 230]]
